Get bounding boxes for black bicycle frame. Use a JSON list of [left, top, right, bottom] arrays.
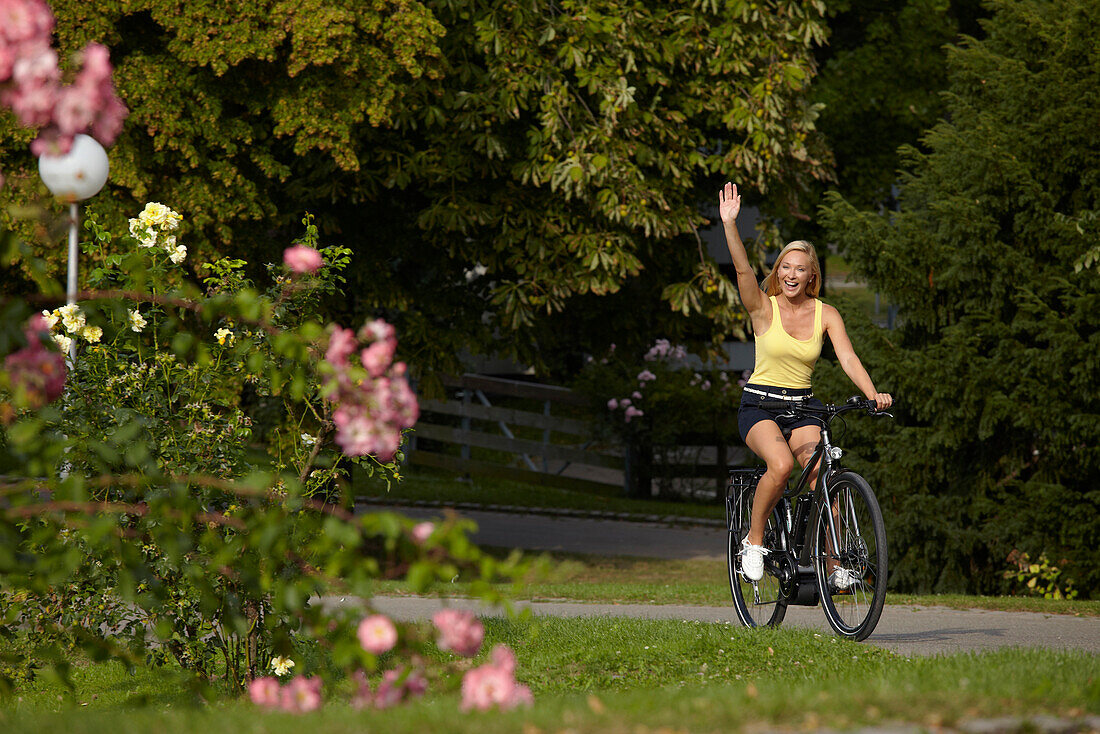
[[767, 420, 845, 604]]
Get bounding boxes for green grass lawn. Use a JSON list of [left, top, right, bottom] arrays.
[[3, 617, 1097, 733], [371, 551, 1100, 617]]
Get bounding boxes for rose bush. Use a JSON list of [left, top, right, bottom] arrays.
[[573, 339, 744, 499], [0, 1, 535, 709], [0, 204, 533, 704]]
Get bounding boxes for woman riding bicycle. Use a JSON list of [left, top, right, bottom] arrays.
[[719, 182, 892, 584]]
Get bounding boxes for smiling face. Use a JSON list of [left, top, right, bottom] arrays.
[[777, 250, 814, 297], [764, 240, 822, 299]]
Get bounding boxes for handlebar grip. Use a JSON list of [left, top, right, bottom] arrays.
[[759, 400, 796, 412]]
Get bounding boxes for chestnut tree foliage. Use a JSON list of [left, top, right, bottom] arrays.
[[818, 0, 1100, 595], [0, 0, 833, 376]]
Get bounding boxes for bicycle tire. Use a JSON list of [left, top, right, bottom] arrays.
[[727, 483, 787, 628], [812, 471, 887, 641]]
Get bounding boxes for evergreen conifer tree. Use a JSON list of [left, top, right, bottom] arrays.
[[819, 0, 1100, 595]]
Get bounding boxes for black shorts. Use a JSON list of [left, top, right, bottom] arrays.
[[737, 384, 825, 443]]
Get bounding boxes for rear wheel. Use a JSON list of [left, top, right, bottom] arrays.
[[813, 471, 887, 641], [727, 474, 787, 628]]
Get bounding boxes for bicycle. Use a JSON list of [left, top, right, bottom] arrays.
[[725, 396, 893, 641]]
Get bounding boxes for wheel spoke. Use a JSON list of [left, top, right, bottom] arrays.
[[727, 471, 786, 629], [814, 472, 887, 641]]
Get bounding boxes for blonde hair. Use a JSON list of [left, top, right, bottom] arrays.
[[762, 240, 822, 298]]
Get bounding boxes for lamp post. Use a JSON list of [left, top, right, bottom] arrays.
[[38, 134, 110, 359]]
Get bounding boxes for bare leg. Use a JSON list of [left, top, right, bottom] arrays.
[[744, 420, 794, 546]]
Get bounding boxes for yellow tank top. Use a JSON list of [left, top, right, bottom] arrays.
[[747, 296, 824, 389]]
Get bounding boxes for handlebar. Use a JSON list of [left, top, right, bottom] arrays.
[[758, 396, 895, 422]]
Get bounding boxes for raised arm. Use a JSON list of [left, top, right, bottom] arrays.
[[719, 182, 768, 320], [822, 305, 893, 410]]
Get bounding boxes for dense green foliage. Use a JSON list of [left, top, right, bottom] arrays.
[[818, 0, 1100, 596], [0, 0, 834, 376], [809, 0, 985, 213]]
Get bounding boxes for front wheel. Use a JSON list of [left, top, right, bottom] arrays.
[[727, 478, 787, 628], [813, 471, 887, 641]]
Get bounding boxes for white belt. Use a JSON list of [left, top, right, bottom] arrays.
[[744, 387, 812, 401]]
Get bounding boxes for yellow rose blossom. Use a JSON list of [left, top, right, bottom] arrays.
[[129, 309, 147, 332], [215, 327, 234, 346], [271, 656, 295, 676], [139, 202, 182, 230], [52, 333, 73, 353], [81, 325, 103, 343], [59, 304, 86, 334]]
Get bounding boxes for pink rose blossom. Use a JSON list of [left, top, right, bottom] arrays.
[[460, 647, 532, 713], [283, 244, 323, 274], [631, 391, 642, 400], [411, 521, 435, 545], [89, 91, 126, 145], [644, 338, 671, 361], [375, 667, 427, 708], [354, 666, 427, 710], [79, 42, 111, 81], [637, 369, 656, 383], [0, 0, 55, 45], [619, 398, 631, 407], [360, 337, 396, 377], [489, 644, 516, 676], [29, 127, 72, 157], [322, 318, 417, 462], [54, 81, 99, 137], [606, 398, 618, 410], [432, 609, 484, 657], [280, 676, 322, 713], [248, 677, 281, 708], [357, 614, 398, 655], [371, 674, 403, 709], [5, 314, 66, 408], [461, 665, 515, 712], [402, 668, 428, 697], [359, 318, 395, 343], [325, 326, 357, 367], [0, 7, 127, 153], [624, 406, 644, 423], [334, 411, 390, 458]]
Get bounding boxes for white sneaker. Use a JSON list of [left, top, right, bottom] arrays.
[[828, 567, 857, 591], [740, 539, 767, 581]]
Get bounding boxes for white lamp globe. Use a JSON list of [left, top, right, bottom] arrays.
[[38, 134, 110, 201]]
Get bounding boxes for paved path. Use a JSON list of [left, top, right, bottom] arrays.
[[364, 503, 729, 560], [364, 596, 1100, 658], [358, 504, 1100, 657]]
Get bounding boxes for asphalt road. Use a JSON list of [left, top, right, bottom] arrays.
[[360, 504, 1100, 657], [364, 503, 730, 560], [367, 596, 1100, 658]]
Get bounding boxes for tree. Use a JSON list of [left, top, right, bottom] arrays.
[[819, 0, 1100, 595], [0, 0, 446, 284], [809, 0, 985, 212], [1, 1, 834, 377]]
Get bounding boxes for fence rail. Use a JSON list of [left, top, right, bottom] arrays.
[[408, 374, 622, 493], [408, 374, 752, 498]]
